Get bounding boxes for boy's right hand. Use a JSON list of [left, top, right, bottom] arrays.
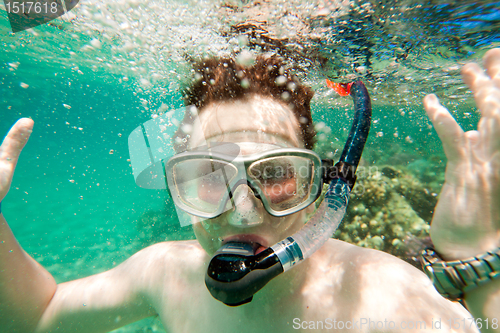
[[0, 118, 34, 203]]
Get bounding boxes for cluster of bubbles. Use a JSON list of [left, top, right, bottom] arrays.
[[2, 0, 499, 115]]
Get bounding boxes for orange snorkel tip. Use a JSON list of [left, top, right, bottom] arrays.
[[326, 79, 353, 96]]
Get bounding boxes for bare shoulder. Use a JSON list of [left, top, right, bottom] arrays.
[[126, 240, 208, 289], [315, 239, 436, 290], [131, 240, 207, 261], [124, 240, 209, 277], [124, 240, 215, 316], [304, 239, 476, 331]]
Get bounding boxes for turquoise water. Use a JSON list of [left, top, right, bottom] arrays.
[[0, 72, 181, 331], [1, 1, 500, 332]]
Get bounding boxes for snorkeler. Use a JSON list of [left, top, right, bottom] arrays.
[[1, 49, 500, 332]]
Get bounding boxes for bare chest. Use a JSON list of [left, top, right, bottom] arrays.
[[147, 241, 477, 333]]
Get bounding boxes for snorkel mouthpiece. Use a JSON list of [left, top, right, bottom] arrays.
[[205, 242, 283, 306], [206, 81, 371, 306]]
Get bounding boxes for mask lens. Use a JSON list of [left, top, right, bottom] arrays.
[[171, 159, 238, 215], [248, 156, 316, 212]]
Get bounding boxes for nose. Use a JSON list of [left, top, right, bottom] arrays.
[[227, 184, 264, 227]]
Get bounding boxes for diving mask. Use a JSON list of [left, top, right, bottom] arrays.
[[164, 142, 324, 220]]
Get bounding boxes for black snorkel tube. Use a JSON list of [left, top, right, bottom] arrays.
[[339, 82, 372, 168], [205, 81, 372, 306]]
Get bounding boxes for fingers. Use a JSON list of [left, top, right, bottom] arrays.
[[0, 118, 34, 168], [484, 48, 500, 87], [461, 63, 498, 115], [423, 94, 465, 163], [491, 151, 500, 191], [462, 54, 500, 119], [465, 130, 480, 146], [464, 130, 487, 162], [478, 113, 500, 160], [461, 50, 500, 159], [462, 62, 491, 92]]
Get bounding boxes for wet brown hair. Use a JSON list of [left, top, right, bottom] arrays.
[[184, 55, 316, 149]]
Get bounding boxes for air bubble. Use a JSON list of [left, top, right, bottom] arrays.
[[90, 39, 102, 49], [356, 66, 367, 74], [299, 116, 309, 124], [139, 78, 151, 88], [181, 124, 193, 134], [238, 35, 249, 46], [241, 78, 250, 89], [275, 75, 287, 86], [158, 103, 168, 113], [236, 50, 255, 66], [315, 122, 325, 131]]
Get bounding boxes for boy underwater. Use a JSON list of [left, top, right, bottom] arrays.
[[1, 49, 500, 333]]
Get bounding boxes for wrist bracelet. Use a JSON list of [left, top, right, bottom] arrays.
[[421, 247, 500, 301]]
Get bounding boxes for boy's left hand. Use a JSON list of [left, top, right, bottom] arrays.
[[424, 48, 500, 260]]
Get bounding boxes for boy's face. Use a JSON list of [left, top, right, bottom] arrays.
[[188, 94, 313, 255]]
